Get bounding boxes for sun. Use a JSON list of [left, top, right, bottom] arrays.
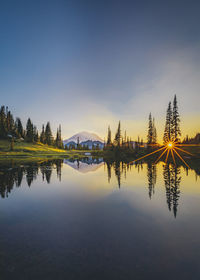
[[167, 142, 173, 148], [130, 139, 196, 168]]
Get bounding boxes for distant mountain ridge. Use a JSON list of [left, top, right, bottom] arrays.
[[63, 131, 104, 149]]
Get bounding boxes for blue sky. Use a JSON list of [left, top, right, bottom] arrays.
[[0, 0, 199, 141]]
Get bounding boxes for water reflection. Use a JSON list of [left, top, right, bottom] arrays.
[[163, 164, 181, 217], [0, 159, 63, 198], [0, 157, 199, 218], [147, 163, 157, 199], [64, 157, 104, 173]]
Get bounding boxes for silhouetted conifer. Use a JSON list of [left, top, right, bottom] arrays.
[[0, 106, 7, 138], [163, 102, 173, 143], [15, 118, 24, 138], [107, 125, 112, 146], [26, 118, 34, 142], [172, 95, 181, 142], [114, 121, 121, 146], [45, 122, 53, 145], [40, 125, 45, 143], [55, 125, 63, 149], [147, 113, 153, 144]]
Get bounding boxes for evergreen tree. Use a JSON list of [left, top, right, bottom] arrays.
[[36, 131, 39, 142], [59, 125, 63, 148], [0, 106, 7, 138], [147, 113, 153, 144], [45, 122, 53, 145], [26, 118, 34, 142], [114, 121, 121, 146], [15, 118, 24, 138], [6, 110, 15, 136], [55, 129, 59, 147], [163, 102, 173, 143], [172, 95, 181, 142], [33, 126, 39, 142], [40, 125, 45, 143], [55, 125, 63, 148], [77, 137, 80, 150], [107, 125, 112, 145]]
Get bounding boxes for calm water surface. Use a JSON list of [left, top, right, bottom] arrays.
[[0, 158, 200, 280]]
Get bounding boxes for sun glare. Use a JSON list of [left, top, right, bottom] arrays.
[[130, 140, 196, 169], [167, 142, 173, 148]]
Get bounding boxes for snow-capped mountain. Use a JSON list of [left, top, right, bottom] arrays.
[[63, 131, 103, 145]]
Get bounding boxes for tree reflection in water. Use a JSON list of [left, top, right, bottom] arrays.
[[0, 159, 63, 198], [147, 162, 157, 199], [104, 159, 199, 218], [0, 157, 199, 218], [163, 164, 181, 218]]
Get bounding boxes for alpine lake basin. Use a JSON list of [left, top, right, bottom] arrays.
[[0, 157, 200, 280]]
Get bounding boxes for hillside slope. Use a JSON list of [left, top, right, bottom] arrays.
[[0, 140, 67, 158]]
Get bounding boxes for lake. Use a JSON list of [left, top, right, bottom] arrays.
[[0, 158, 200, 279]]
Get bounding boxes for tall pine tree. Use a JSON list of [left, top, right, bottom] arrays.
[[26, 118, 34, 142], [172, 95, 181, 142], [45, 122, 53, 145], [0, 106, 7, 138], [107, 125, 112, 146], [147, 113, 153, 144], [40, 125, 45, 143], [55, 125, 63, 149], [163, 102, 173, 143], [6, 110, 15, 136], [114, 121, 121, 146], [33, 126, 39, 142], [77, 137, 80, 150], [15, 118, 24, 138]]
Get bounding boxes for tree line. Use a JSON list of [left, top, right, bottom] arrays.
[[182, 133, 200, 144], [104, 121, 145, 153], [105, 94, 182, 151], [0, 105, 63, 149]]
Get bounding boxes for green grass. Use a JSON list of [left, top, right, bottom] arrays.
[[0, 140, 94, 160], [0, 140, 199, 162]]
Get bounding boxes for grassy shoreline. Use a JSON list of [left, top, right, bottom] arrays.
[[0, 140, 200, 162], [0, 140, 94, 160]]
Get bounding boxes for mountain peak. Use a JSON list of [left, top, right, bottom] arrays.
[[63, 131, 103, 144]]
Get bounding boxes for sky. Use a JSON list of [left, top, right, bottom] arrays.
[[0, 0, 199, 142]]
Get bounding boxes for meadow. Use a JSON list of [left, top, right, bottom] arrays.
[[0, 140, 91, 160]]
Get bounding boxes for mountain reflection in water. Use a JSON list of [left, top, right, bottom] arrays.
[[64, 157, 104, 173]]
